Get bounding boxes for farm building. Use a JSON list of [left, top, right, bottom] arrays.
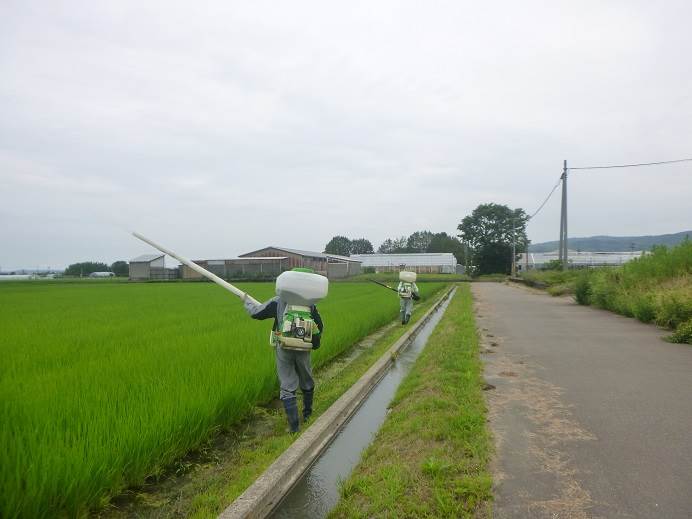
[[129, 254, 179, 281], [239, 246, 362, 279], [88, 272, 115, 278], [517, 249, 645, 271], [181, 257, 288, 280], [351, 252, 458, 274]]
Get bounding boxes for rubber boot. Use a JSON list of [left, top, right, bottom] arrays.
[[282, 397, 300, 433], [400, 311, 406, 325], [302, 388, 314, 422], [404, 313, 411, 324]]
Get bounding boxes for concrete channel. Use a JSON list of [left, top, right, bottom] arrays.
[[219, 286, 455, 519]]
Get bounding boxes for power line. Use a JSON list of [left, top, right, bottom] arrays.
[[527, 175, 562, 220], [569, 157, 692, 170]]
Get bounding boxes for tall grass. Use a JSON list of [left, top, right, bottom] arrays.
[[0, 281, 445, 518], [519, 241, 691, 342], [576, 241, 691, 338]]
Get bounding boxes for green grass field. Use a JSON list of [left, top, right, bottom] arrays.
[[0, 281, 444, 518]]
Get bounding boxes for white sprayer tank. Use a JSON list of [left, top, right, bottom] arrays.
[[276, 270, 329, 306], [399, 271, 417, 283]]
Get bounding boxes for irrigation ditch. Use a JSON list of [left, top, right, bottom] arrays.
[[220, 286, 456, 519]]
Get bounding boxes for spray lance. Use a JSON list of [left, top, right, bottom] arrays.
[[370, 275, 420, 301], [370, 279, 398, 293], [131, 231, 260, 306]]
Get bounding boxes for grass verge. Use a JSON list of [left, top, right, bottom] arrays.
[[97, 284, 450, 518], [329, 284, 492, 518]]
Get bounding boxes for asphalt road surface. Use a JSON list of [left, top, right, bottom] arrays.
[[473, 282, 692, 519]]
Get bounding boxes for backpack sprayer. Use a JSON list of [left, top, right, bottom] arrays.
[[131, 231, 260, 305], [274, 269, 328, 351]]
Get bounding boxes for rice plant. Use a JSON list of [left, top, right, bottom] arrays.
[[0, 280, 446, 518]]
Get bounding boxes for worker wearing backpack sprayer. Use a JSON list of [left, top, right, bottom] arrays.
[[243, 268, 326, 433], [130, 232, 326, 434], [398, 271, 419, 325]]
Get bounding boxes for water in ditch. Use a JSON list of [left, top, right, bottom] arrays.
[[270, 289, 455, 518]]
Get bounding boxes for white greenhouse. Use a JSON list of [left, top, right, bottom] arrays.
[[351, 253, 457, 274]]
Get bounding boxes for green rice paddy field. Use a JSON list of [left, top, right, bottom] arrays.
[[0, 280, 445, 518]]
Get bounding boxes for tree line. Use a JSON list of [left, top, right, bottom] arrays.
[[324, 231, 466, 263], [324, 203, 529, 275]]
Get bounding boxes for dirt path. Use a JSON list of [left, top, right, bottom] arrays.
[[473, 283, 692, 519]]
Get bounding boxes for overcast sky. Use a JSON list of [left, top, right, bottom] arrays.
[[1, 1, 690, 269]]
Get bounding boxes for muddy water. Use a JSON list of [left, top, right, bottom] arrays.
[[270, 290, 454, 518]]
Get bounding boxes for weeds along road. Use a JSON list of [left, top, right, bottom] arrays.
[[473, 282, 692, 519]]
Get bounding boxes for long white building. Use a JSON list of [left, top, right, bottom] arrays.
[[517, 249, 645, 271], [351, 252, 457, 274]]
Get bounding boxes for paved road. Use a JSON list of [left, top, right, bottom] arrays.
[[473, 283, 692, 519]]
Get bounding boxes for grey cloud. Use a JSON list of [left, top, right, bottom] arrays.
[[1, 0, 691, 269]]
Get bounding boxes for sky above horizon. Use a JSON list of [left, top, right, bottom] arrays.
[[1, 1, 691, 269]]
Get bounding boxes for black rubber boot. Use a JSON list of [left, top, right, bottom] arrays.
[[400, 311, 406, 325], [302, 388, 314, 422], [282, 397, 300, 433], [404, 314, 411, 324]]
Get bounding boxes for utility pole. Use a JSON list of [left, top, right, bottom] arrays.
[[559, 159, 568, 270], [464, 241, 470, 275], [512, 218, 517, 278]]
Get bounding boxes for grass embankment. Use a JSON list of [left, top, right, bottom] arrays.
[[520, 241, 692, 343], [0, 281, 445, 519], [330, 284, 492, 518], [520, 269, 577, 295]]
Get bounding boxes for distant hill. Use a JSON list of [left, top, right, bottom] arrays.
[[529, 230, 691, 253]]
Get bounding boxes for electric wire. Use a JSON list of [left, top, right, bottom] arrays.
[[527, 176, 562, 220], [569, 157, 692, 170]]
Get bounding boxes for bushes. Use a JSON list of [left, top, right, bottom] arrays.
[[573, 272, 592, 305], [631, 295, 657, 323], [565, 241, 691, 342], [655, 294, 692, 329], [668, 319, 692, 344]]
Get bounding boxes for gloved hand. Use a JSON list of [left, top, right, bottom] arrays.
[[312, 335, 321, 350], [242, 293, 256, 315]]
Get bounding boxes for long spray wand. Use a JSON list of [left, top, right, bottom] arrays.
[[132, 231, 260, 306]]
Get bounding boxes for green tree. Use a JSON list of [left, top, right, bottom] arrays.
[[406, 231, 434, 252], [110, 261, 129, 277], [350, 238, 374, 254], [378, 236, 414, 254], [391, 236, 408, 252], [377, 238, 395, 253], [64, 261, 110, 277], [324, 236, 352, 256], [427, 232, 466, 264], [457, 203, 528, 274]]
